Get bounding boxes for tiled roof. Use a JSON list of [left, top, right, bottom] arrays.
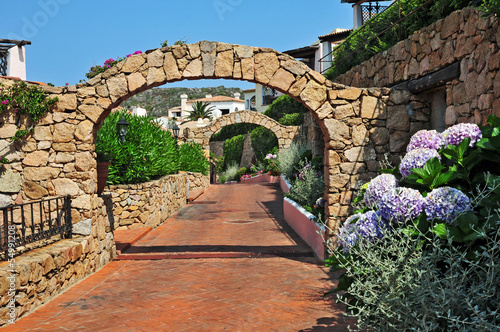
[[187, 96, 244, 103], [318, 28, 352, 40]]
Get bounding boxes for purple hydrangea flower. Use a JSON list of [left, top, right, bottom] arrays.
[[442, 123, 482, 147], [338, 214, 360, 253], [407, 129, 444, 152], [355, 210, 386, 240], [424, 187, 472, 224], [379, 187, 425, 223], [400, 148, 441, 178], [364, 174, 398, 209], [338, 211, 386, 252]]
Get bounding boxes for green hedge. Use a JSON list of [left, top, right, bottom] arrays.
[[178, 142, 210, 175], [264, 95, 307, 124], [96, 110, 179, 184], [250, 126, 278, 162], [223, 134, 245, 169], [210, 123, 258, 141]]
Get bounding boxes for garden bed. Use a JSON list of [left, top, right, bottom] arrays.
[[283, 197, 326, 261], [241, 173, 325, 261]]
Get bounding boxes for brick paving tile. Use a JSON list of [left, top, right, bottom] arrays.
[[3, 183, 354, 331]]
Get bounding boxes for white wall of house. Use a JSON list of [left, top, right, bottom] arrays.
[[7, 46, 26, 80]]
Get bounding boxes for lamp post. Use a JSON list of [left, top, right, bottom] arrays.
[[172, 124, 180, 139], [117, 116, 129, 144]]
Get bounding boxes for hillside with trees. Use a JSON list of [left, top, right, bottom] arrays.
[[121, 86, 244, 117]]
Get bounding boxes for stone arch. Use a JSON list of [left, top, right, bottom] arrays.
[[189, 110, 299, 150], [1, 41, 414, 239]]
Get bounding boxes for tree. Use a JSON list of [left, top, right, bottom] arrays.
[[184, 101, 215, 122]]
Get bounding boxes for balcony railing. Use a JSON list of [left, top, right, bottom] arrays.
[[1, 196, 72, 260]]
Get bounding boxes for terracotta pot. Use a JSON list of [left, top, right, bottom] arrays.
[[97, 161, 111, 194]]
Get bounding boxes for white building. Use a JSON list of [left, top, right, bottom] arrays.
[[0, 39, 30, 80], [131, 106, 147, 117], [168, 93, 245, 120]]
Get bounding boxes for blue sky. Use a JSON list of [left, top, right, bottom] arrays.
[[1, 0, 353, 89]]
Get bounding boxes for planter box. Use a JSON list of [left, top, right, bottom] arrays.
[[280, 175, 291, 194], [283, 197, 326, 261], [240, 173, 280, 184]]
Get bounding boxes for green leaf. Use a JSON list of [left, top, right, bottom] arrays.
[[447, 225, 465, 242], [456, 211, 478, 233], [431, 171, 458, 188], [432, 223, 448, 239]]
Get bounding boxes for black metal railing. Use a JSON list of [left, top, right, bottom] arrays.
[[361, 2, 390, 25], [1, 196, 72, 259]]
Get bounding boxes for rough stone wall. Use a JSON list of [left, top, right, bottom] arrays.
[[0, 196, 115, 326], [334, 8, 500, 125], [186, 172, 210, 192], [188, 110, 300, 150], [103, 174, 188, 230]]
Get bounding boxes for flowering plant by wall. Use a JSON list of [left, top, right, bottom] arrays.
[[327, 116, 500, 329], [85, 51, 142, 80]]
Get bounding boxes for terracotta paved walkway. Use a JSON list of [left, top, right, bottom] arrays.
[[3, 183, 352, 331]]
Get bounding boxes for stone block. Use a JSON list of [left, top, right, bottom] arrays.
[[300, 80, 327, 111], [127, 72, 147, 92], [361, 95, 386, 119], [0, 170, 22, 193], [183, 59, 203, 78], [24, 181, 48, 200], [22, 151, 49, 167], [121, 54, 146, 73], [344, 147, 376, 162], [52, 178, 80, 196], [387, 105, 410, 131], [254, 52, 279, 84]]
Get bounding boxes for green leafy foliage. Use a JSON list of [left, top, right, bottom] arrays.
[[223, 134, 245, 169], [250, 126, 278, 162], [183, 101, 214, 122], [325, 0, 485, 80], [0, 82, 58, 140], [96, 110, 179, 184], [210, 123, 258, 142], [264, 95, 307, 125], [235, 167, 247, 181], [178, 142, 210, 175], [278, 113, 304, 126]]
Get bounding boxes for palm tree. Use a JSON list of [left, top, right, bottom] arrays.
[[185, 101, 215, 122]]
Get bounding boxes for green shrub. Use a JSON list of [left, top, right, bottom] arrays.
[[178, 142, 210, 175], [329, 220, 500, 331], [96, 110, 178, 184], [287, 160, 324, 208], [223, 134, 245, 169], [264, 95, 307, 124], [235, 167, 247, 181], [221, 162, 239, 181], [278, 142, 311, 180], [250, 127, 279, 162], [325, 0, 484, 80], [211, 123, 258, 142], [278, 113, 304, 126]]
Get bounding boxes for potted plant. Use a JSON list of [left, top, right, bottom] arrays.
[[96, 151, 112, 194]]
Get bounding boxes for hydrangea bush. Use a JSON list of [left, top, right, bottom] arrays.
[[328, 117, 500, 330]]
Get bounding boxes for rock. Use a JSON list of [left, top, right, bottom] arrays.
[[74, 152, 95, 172], [324, 118, 350, 141], [23, 167, 60, 181], [0, 170, 22, 193], [361, 95, 386, 119], [336, 88, 362, 100], [55, 94, 77, 111], [214, 50, 234, 78], [121, 54, 146, 73], [268, 68, 295, 92], [344, 147, 376, 162], [73, 219, 92, 236], [352, 124, 368, 146], [22, 150, 48, 167], [127, 72, 147, 93], [369, 127, 390, 145], [0, 124, 17, 139], [147, 49, 164, 67], [183, 59, 202, 78], [24, 181, 49, 200], [0, 194, 12, 207], [387, 105, 410, 131], [51, 178, 80, 196], [300, 80, 327, 111], [33, 126, 53, 141], [254, 52, 279, 84], [72, 195, 92, 210], [52, 122, 75, 143], [106, 74, 128, 103], [164, 53, 182, 80]]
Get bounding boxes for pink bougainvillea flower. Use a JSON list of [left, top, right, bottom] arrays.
[[133, 50, 142, 55], [126, 54, 132, 57], [1, 100, 8, 105]]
